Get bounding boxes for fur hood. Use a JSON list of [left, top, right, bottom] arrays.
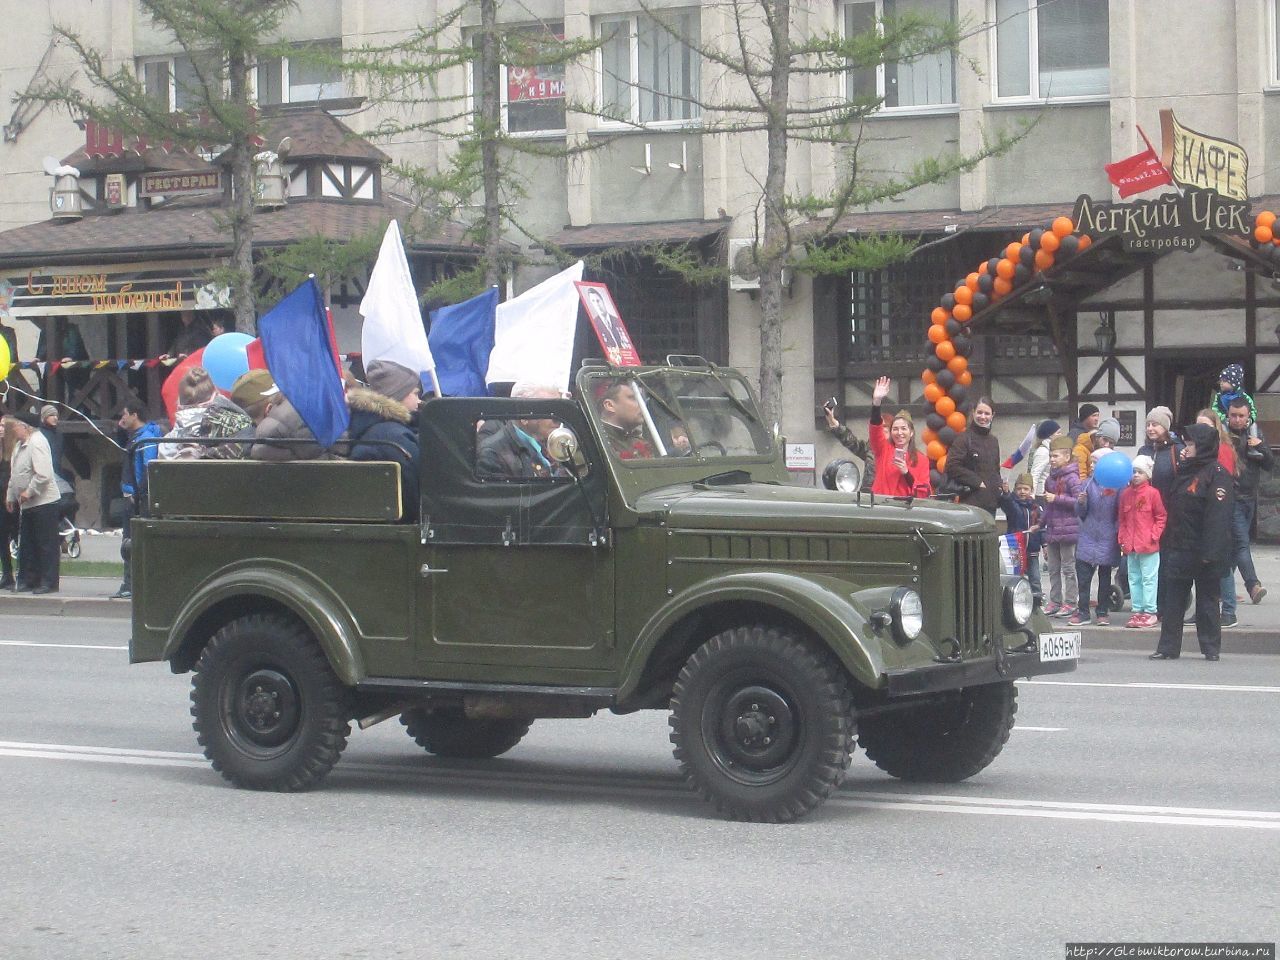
[[347, 386, 411, 425]]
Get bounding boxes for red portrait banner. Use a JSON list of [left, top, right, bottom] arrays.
[[576, 281, 641, 367]]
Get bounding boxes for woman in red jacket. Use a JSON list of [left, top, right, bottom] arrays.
[[868, 376, 932, 498]]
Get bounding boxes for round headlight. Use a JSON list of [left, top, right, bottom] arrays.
[[822, 458, 862, 493], [890, 587, 924, 641], [1004, 577, 1034, 626]]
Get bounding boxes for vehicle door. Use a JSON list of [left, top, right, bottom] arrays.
[[416, 397, 615, 684]]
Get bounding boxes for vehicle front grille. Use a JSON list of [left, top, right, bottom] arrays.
[[952, 535, 996, 657]]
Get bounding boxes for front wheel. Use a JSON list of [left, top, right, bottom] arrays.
[[858, 682, 1017, 782], [669, 625, 854, 823], [190, 613, 352, 791], [65, 533, 81, 559]]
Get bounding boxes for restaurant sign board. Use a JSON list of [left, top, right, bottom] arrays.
[[139, 171, 222, 197], [1072, 187, 1251, 253]]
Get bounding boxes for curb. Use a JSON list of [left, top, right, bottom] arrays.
[[0, 596, 131, 619], [1078, 626, 1278, 656]]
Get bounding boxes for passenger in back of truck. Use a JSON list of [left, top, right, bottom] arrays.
[[249, 378, 326, 462], [346, 359, 421, 522], [159, 367, 252, 460]]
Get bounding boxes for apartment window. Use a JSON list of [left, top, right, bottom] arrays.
[[140, 54, 221, 111], [844, 0, 957, 109], [471, 24, 567, 134], [256, 39, 346, 105], [1272, 0, 1280, 85], [993, 0, 1109, 99], [598, 10, 700, 124]]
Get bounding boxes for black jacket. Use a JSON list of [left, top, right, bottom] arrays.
[[1161, 425, 1235, 579], [1137, 435, 1184, 505], [477, 422, 556, 480], [945, 424, 1001, 513], [346, 387, 420, 522], [1225, 425, 1275, 498]]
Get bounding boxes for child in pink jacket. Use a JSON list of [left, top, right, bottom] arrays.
[[1117, 455, 1167, 628]]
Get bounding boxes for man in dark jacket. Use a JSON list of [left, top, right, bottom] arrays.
[[1152, 422, 1235, 661], [945, 398, 1001, 514], [1069, 403, 1100, 443], [1220, 397, 1274, 624], [112, 402, 164, 600], [348, 360, 422, 522], [477, 383, 563, 479]]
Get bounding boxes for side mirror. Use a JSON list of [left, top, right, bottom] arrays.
[[545, 426, 579, 464]]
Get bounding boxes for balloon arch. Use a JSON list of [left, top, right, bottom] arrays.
[[918, 206, 1280, 488]]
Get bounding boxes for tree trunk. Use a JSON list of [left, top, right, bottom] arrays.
[[479, 0, 504, 291], [756, 0, 792, 432], [227, 45, 257, 332]]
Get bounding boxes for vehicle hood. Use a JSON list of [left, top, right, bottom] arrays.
[[635, 482, 995, 535]]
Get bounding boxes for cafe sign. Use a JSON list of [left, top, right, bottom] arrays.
[[1160, 109, 1248, 202], [4, 262, 219, 316], [139, 170, 222, 197], [1072, 187, 1251, 253]]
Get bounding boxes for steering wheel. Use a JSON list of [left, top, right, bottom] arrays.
[[695, 440, 728, 457]]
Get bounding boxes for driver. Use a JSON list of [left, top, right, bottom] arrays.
[[597, 381, 655, 460]]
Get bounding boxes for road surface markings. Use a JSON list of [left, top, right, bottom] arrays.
[[1013, 726, 1064, 732], [0, 640, 127, 651], [1022, 679, 1280, 694], [1, 739, 1277, 829]]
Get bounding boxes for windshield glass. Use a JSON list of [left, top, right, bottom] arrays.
[[585, 369, 773, 463]]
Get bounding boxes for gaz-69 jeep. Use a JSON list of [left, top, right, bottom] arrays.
[[130, 361, 1078, 822]]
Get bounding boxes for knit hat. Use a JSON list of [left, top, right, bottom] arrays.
[[1145, 406, 1172, 432], [230, 369, 279, 408], [1131, 454, 1154, 478], [366, 360, 422, 402], [1036, 419, 1061, 440], [1096, 417, 1122, 443], [1078, 403, 1100, 421], [1220, 363, 1244, 390], [39, 404, 58, 421], [1014, 473, 1034, 489], [1049, 434, 1073, 452]]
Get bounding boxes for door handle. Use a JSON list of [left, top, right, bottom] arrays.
[[419, 564, 448, 578]]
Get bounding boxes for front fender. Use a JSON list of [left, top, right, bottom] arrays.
[[162, 561, 366, 686], [618, 571, 887, 701]]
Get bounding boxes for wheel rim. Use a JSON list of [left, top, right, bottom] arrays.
[[222, 667, 302, 757], [701, 678, 801, 786]]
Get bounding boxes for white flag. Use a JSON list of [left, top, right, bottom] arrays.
[[486, 261, 584, 391], [360, 220, 435, 380]]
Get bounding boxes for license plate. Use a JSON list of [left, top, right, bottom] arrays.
[[1038, 631, 1081, 662]]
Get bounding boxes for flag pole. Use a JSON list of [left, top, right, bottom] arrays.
[[427, 367, 442, 398]]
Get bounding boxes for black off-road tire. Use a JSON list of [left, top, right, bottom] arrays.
[[400, 708, 532, 759], [669, 625, 854, 823], [190, 613, 352, 791], [858, 681, 1017, 783]]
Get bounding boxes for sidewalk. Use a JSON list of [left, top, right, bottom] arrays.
[[4, 533, 1280, 655]]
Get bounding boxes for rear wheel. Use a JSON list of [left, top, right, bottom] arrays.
[[190, 613, 352, 791], [858, 682, 1017, 782], [669, 625, 853, 823], [400, 708, 532, 759]]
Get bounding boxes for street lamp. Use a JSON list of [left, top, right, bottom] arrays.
[[1094, 312, 1116, 355]]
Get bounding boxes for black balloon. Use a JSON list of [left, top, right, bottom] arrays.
[[935, 368, 956, 389], [926, 354, 944, 371], [1014, 263, 1030, 284], [977, 273, 994, 293], [938, 426, 958, 445], [926, 412, 945, 431], [945, 317, 961, 336], [930, 468, 945, 487], [1019, 244, 1035, 266], [941, 293, 956, 310], [1029, 228, 1045, 249], [949, 384, 968, 405], [971, 291, 990, 311], [953, 335, 972, 358], [987, 257, 1002, 276], [1058, 234, 1079, 257]]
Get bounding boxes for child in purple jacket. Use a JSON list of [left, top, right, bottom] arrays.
[[1072, 469, 1122, 626], [1042, 435, 1082, 618]]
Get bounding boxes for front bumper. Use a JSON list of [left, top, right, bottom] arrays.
[[884, 641, 1076, 697]]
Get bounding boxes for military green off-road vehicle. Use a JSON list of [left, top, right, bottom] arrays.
[[130, 361, 1077, 822]]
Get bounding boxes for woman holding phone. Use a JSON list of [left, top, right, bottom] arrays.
[[868, 376, 932, 498]]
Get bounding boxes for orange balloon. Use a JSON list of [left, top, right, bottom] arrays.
[[952, 303, 973, 323], [1052, 216, 1074, 237], [992, 277, 1013, 297], [935, 396, 956, 418], [1258, 211, 1277, 228], [937, 453, 947, 472], [1040, 231, 1060, 253], [954, 286, 973, 306], [931, 306, 950, 325], [1256, 225, 1274, 245], [957, 370, 973, 386], [948, 355, 968, 375], [978, 260, 990, 275], [924, 383, 943, 404], [1005, 242, 1022, 261], [935, 341, 956, 362], [927, 440, 946, 462], [946, 411, 967, 432], [921, 368, 937, 385], [1077, 234, 1092, 251], [928, 324, 948, 344], [1034, 249, 1055, 272], [965, 272, 980, 291], [996, 258, 1016, 280], [1021, 233, 1030, 245], [922, 427, 938, 445]]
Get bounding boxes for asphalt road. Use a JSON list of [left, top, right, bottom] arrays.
[[1, 614, 1277, 960]]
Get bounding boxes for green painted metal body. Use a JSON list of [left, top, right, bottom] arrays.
[[129, 363, 1071, 706]]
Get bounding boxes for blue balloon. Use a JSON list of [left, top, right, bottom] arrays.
[[1094, 450, 1133, 490], [202, 331, 254, 391]]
